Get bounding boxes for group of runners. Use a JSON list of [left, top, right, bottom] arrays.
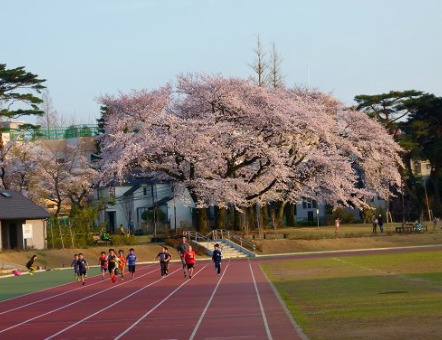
[[26, 235, 223, 284], [69, 248, 138, 285]]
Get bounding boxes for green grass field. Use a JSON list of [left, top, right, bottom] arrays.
[[0, 267, 101, 301], [262, 250, 442, 340]]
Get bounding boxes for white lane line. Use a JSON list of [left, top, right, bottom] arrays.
[[0, 265, 159, 335], [259, 266, 309, 340], [188, 260, 230, 340], [44, 267, 183, 340], [114, 263, 210, 340], [0, 263, 155, 316], [248, 259, 273, 340]]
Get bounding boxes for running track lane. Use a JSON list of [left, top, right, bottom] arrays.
[[0, 263, 158, 339], [0, 258, 301, 339], [187, 259, 301, 340], [114, 258, 299, 339]]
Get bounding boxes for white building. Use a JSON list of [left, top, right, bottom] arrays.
[[95, 179, 194, 234]]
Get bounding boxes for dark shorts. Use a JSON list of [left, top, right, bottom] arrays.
[[128, 265, 136, 273], [186, 263, 195, 269], [108, 264, 116, 273], [101, 266, 107, 272], [79, 270, 87, 276]]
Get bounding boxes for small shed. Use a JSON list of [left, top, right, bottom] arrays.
[[0, 190, 50, 250]]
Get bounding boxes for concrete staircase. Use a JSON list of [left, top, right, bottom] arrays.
[[197, 240, 249, 258], [184, 229, 257, 258]]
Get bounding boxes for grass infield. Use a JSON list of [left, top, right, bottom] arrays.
[[0, 267, 101, 301], [262, 250, 442, 340]]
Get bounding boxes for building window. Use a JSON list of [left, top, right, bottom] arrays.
[[143, 187, 147, 196]]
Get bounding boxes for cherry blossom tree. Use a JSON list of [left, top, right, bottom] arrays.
[[99, 74, 402, 229], [33, 142, 98, 216], [0, 140, 39, 194]]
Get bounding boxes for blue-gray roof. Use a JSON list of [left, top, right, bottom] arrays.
[[0, 190, 50, 220]]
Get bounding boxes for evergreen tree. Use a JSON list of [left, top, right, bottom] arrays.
[[0, 63, 46, 189]]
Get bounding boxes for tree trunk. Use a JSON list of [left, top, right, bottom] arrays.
[[219, 207, 226, 229], [193, 207, 209, 233], [233, 208, 241, 231], [285, 203, 295, 227], [277, 201, 287, 228], [430, 167, 441, 208], [261, 204, 268, 228]]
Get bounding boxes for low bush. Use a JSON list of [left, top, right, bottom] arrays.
[[111, 235, 137, 246]]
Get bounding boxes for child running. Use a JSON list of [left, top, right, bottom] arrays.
[[106, 248, 120, 283], [118, 249, 127, 280], [72, 254, 80, 281], [183, 245, 196, 279], [126, 248, 138, 278], [26, 254, 38, 276], [76, 253, 89, 285], [155, 246, 171, 278], [98, 251, 108, 280], [212, 244, 223, 275]]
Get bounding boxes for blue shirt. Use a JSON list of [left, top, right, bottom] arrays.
[[212, 249, 222, 263], [126, 253, 137, 266]]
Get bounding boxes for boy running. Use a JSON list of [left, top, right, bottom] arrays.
[[155, 246, 172, 277], [183, 245, 196, 279], [126, 248, 138, 278], [72, 254, 80, 281], [98, 251, 108, 280], [26, 254, 38, 276], [212, 244, 222, 275], [76, 253, 89, 285], [118, 249, 127, 280], [176, 236, 190, 278], [106, 249, 120, 283]]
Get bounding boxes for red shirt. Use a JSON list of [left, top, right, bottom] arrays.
[[183, 251, 196, 265], [99, 256, 107, 268]]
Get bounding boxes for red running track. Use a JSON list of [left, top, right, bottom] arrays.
[[0, 259, 302, 340]]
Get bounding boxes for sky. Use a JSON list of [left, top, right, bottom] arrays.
[[2, 0, 442, 125]]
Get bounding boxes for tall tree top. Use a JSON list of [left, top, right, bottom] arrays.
[[354, 90, 423, 132], [0, 63, 46, 119]]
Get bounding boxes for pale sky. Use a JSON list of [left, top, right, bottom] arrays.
[[3, 0, 442, 125]]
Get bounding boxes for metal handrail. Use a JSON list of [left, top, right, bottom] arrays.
[[207, 229, 256, 251], [183, 230, 211, 243]]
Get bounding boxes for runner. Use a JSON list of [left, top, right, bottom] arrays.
[[118, 249, 127, 280], [126, 248, 138, 278], [98, 251, 108, 280], [176, 236, 190, 278], [76, 253, 89, 285], [183, 245, 196, 279], [106, 248, 120, 283]]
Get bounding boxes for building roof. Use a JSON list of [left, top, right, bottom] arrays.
[[0, 190, 50, 220]]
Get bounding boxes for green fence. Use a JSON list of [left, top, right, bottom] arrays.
[[5, 124, 100, 141]]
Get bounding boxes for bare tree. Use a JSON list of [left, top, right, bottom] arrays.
[[268, 42, 285, 89], [249, 35, 268, 87], [37, 89, 60, 129]]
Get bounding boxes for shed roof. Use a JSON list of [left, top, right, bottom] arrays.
[[0, 190, 50, 220]]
